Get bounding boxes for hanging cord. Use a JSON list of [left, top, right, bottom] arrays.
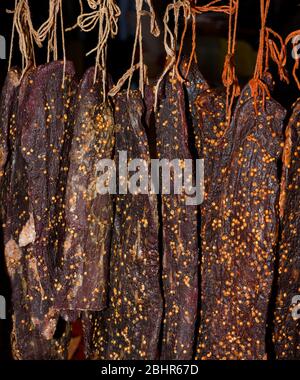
[[184, 12, 198, 75], [127, 0, 145, 97], [8, 0, 17, 71], [34, 0, 66, 85], [59, 0, 66, 84], [175, 1, 194, 82], [265, 28, 288, 83], [108, 0, 159, 99], [285, 30, 300, 90], [69, 0, 121, 99], [222, 0, 240, 126], [180, 0, 234, 79], [192, 0, 232, 15], [154, 0, 191, 110], [127, 0, 160, 98], [154, 0, 234, 110], [249, 0, 271, 112], [37, 0, 60, 51], [7, 0, 42, 75]]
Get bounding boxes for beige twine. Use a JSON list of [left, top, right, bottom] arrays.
[[108, 0, 160, 98], [69, 0, 120, 99], [153, 0, 191, 110], [35, 0, 66, 85], [7, 0, 42, 75]]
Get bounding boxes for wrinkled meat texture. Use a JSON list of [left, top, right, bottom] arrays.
[[55, 67, 114, 314], [1, 66, 72, 359], [180, 57, 209, 157], [0, 68, 20, 185], [273, 99, 300, 359], [196, 81, 286, 359], [90, 90, 162, 360], [156, 75, 198, 360], [19, 61, 77, 337]]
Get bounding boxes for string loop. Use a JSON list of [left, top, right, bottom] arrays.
[[108, 0, 160, 99], [222, 0, 240, 126], [8, 0, 42, 74], [71, 0, 121, 98], [249, 0, 271, 111]]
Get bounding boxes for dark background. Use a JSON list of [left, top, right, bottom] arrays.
[[0, 0, 299, 360]]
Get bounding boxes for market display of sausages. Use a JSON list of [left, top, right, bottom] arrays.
[[0, 0, 299, 361]]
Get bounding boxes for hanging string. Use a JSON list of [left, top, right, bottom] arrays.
[[108, 63, 141, 97], [46, 2, 59, 61], [34, 0, 66, 85], [285, 30, 300, 90], [128, 0, 160, 97], [179, 1, 234, 80], [108, 0, 159, 99], [7, 0, 42, 76], [175, 2, 193, 82], [191, 0, 232, 15], [60, 0, 66, 85], [222, 0, 240, 126], [154, 0, 234, 110], [265, 28, 288, 83], [154, 0, 191, 110], [8, 0, 17, 71], [127, 0, 144, 97], [249, 0, 271, 112], [184, 12, 198, 76], [69, 0, 121, 99], [37, 0, 60, 48]]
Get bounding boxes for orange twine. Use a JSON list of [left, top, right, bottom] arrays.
[[249, 0, 271, 112], [265, 28, 288, 83], [221, 0, 240, 126], [177, 0, 234, 80], [192, 0, 232, 15]]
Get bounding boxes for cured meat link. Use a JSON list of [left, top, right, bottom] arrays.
[[156, 75, 199, 360], [197, 83, 286, 359], [1, 65, 73, 359], [55, 66, 114, 315], [273, 99, 300, 359], [20, 61, 77, 339], [93, 90, 163, 360]]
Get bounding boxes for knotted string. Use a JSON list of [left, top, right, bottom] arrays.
[[8, 0, 17, 71], [69, 0, 120, 99], [179, 0, 233, 80], [265, 28, 288, 83], [34, 0, 66, 85], [249, 0, 271, 112], [154, 0, 191, 110], [154, 0, 234, 110], [108, 0, 159, 99], [7, 0, 42, 76], [192, 0, 232, 15], [222, 0, 240, 126]]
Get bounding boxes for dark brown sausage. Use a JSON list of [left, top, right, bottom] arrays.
[[92, 90, 163, 360], [273, 98, 300, 359], [156, 75, 199, 360], [55, 67, 114, 315], [1, 64, 74, 359], [196, 80, 286, 359]]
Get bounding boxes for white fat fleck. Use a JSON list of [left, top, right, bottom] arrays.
[[5, 239, 22, 277], [19, 213, 36, 247]]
